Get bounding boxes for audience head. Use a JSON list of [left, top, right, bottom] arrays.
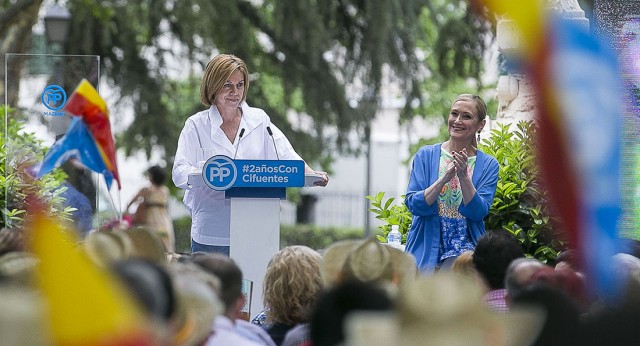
[[263, 245, 323, 325], [528, 266, 590, 311], [473, 230, 525, 290], [310, 280, 393, 346], [146, 165, 166, 186], [0, 286, 49, 345], [604, 253, 640, 308], [167, 262, 223, 346], [341, 238, 394, 284], [83, 231, 132, 267], [451, 250, 476, 277], [0, 252, 38, 286], [398, 273, 544, 346], [321, 238, 416, 289], [554, 249, 581, 273], [189, 252, 243, 316], [511, 284, 581, 346], [111, 258, 176, 324], [505, 258, 545, 303], [0, 227, 25, 256], [121, 227, 168, 262]]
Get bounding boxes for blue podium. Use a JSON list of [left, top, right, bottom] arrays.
[[188, 156, 318, 317]]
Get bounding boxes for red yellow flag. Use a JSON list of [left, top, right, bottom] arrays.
[[64, 79, 121, 189], [28, 209, 155, 345]]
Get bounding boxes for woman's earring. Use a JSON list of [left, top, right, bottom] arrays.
[[477, 132, 481, 142]]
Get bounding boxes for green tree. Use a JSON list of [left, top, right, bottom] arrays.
[[59, 0, 491, 167], [1, 0, 496, 202]]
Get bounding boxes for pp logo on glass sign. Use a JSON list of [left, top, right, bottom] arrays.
[[41, 85, 67, 115], [203, 155, 237, 191]]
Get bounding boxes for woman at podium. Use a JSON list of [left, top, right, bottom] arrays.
[[404, 94, 498, 273], [172, 54, 328, 255]]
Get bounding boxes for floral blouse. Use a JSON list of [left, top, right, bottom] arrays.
[[438, 148, 477, 263]]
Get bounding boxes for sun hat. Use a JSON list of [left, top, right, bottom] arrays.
[[321, 238, 417, 287], [119, 227, 168, 264], [342, 238, 394, 284], [83, 231, 132, 267], [0, 251, 39, 284], [397, 273, 544, 346], [168, 262, 223, 346]]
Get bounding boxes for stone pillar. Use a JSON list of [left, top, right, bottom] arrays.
[[494, 0, 589, 126]]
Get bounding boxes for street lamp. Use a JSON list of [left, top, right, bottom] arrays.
[[44, 4, 71, 53], [43, 4, 72, 138]]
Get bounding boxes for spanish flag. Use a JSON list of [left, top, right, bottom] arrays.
[[479, 1, 623, 298], [28, 208, 155, 345], [64, 79, 121, 189]]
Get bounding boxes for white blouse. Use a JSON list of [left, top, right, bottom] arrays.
[[172, 102, 303, 245]]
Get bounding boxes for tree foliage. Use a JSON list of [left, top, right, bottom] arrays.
[[57, 0, 490, 166], [1, 0, 494, 172]]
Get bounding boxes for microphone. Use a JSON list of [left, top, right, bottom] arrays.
[[266, 126, 280, 160], [233, 128, 245, 159]]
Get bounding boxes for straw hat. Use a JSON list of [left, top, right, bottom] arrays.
[[0, 252, 39, 284], [321, 238, 417, 287], [397, 273, 544, 346], [120, 227, 167, 264], [168, 262, 223, 346], [83, 231, 132, 267]]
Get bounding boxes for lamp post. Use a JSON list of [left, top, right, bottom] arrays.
[[44, 4, 71, 54]]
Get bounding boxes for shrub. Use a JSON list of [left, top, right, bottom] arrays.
[[366, 192, 412, 244], [1, 106, 72, 228], [173, 216, 192, 253], [280, 224, 363, 250], [481, 121, 563, 262], [172, 216, 363, 253]]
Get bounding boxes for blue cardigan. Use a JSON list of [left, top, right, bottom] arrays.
[[404, 143, 499, 273]]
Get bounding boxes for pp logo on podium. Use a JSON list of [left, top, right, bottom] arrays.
[[42, 85, 67, 111], [202, 155, 238, 191]]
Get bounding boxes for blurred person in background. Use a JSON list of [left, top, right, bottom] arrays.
[[126, 165, 174, 253], [309, 281, 393, 346], [189, 252, 266, 346], [472, 230, 525, 312]]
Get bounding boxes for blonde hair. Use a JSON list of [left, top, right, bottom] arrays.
[[452, 94, 487, 121], [451, 251, 476, 277], [263, 246, 323, 325], [200, 54, 250, 106]]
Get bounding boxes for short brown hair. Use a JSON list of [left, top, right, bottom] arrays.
[[200, 54, 250, 106], [452, 94, 488, 121]]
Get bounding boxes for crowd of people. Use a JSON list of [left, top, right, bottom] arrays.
[[1, 219, 640, 345]]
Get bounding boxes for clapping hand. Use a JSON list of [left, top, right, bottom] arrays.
[[453, 148, 469, 178], [442, 161, 456, 182]]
